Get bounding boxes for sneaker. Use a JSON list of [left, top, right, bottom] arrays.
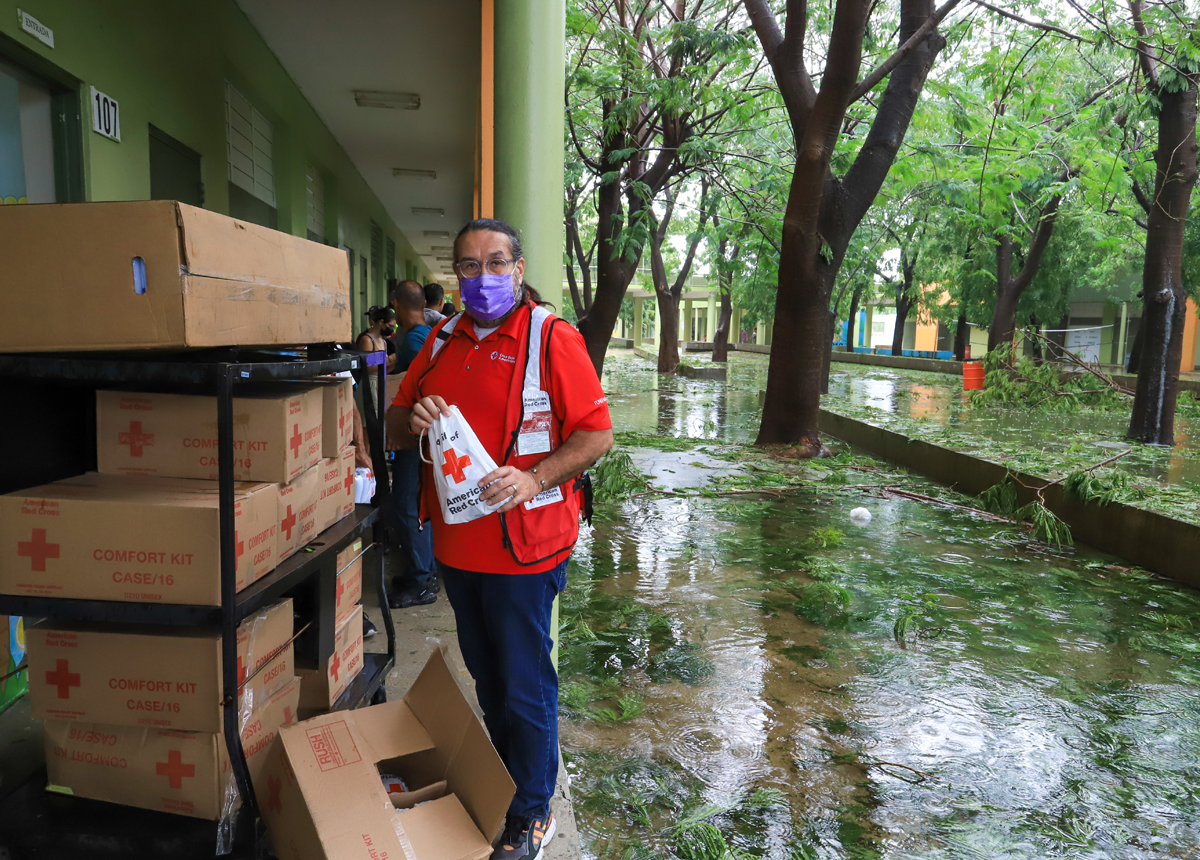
[[362, 614, 378, 638], [388, 584, 437, 609], [491, 812, 555, 860]]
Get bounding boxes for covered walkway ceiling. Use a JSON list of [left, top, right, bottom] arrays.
[[236, 0, 480, 283]]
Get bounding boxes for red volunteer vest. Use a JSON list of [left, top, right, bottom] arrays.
[[417, 304, 583, 567]]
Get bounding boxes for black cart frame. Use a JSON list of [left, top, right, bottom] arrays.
[[0, 345, 397, 858]]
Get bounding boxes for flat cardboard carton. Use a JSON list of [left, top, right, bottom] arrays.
[[297, 606, 363, 712], [0, 201, 350, 352], [96, 387, 323, 484], [27, 599, 294, 732], [308, 378, 354, 458], [278, 465, 321, 563], [260, 648, 515, 860], [0, 473, 278, 605], [334, 540, 363, 625], [44, 677, 300, 820], [316, 447, 355, 534]]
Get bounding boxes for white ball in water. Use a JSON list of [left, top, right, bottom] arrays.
[[849, 507, 872, 524]]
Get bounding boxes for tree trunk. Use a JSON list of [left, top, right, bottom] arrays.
[[891, 285, 912, 356], [583, 175, 639, 372], [952, 307, 969, 360], [655, 289, 681, 373], [1028, 314, 1043, 363], [845, 283, 863, 352], [713, 266, 733, 362], [1126, 323, 1143, 374], [1048, 312, 1069, 360], [1129, 78, 1199, 445]]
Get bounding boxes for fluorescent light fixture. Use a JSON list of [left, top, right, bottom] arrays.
[[354, 90, 420, 110], [424, 230, 450, 238], [412, 207, 444, 217], [436, 256, 454, 262], [430, 246, 455, 254], [392, 168, 437, 180]]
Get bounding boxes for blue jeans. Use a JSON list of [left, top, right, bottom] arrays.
[[439, 559, 567, 819], [385, 449, 435, 590]]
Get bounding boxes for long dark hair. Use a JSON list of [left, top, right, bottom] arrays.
[[453, 218, 553, 309]]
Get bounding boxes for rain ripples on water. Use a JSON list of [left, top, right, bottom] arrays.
[[561, 351, 1200, 860]]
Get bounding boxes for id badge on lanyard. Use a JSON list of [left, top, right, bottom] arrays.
[[518, 389, 565, 510], [517, 390, 553, 456]]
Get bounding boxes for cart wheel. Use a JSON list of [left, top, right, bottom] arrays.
[[371, 687, 387, 705]]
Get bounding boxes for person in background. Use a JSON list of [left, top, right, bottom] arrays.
[[387, 218, 613, 860], [441, 299, 457, 317], [423, 282, 447, 328], [385, 281, 438, 608], [355, 306, 397, 373]]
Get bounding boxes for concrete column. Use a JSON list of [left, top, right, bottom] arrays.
[[706, 294, 717, 341], [756, 319, 767, 346], [732, 307, 743, 343], [683, 298, 693, 343], [765, 317, 773, 347], [633, 296, 643, 346], [864, 305, 874, 350], [494, 0, 565, 310]]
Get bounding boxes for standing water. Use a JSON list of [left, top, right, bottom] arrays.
[[561, 352, 1200, 859]]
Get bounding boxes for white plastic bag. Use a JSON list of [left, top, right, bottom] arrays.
[[421, 405, 504, 525], [354, 467, 376, 504]]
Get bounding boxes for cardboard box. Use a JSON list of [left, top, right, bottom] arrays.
[[316, 447, 356, 534], [96, 387, 323, 484], [297, 606, 363, 712], [44, 677, 300, 820], [334, 540, 364, 626], [260, 649, 514, 860], [278, 465, 321, 563], [0, 201, 350, 352], [0, 473, 278, 605], [27, 599, 294, 733], [309, 378, 354, 458]]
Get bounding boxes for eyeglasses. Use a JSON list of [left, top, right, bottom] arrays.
[[454, 258, 517, 278]]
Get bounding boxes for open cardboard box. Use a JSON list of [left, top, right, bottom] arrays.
[[260, 648, 515, 860]]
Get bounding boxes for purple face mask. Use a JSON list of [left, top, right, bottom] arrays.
[[459, 272, 518, 322]]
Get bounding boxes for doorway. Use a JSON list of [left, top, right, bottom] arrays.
[[149, 125, 203, 206]]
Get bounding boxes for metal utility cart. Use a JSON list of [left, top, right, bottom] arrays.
[[0, 345, 395, 859]]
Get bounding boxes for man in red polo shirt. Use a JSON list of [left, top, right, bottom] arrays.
[[387, 219, 612, 860]]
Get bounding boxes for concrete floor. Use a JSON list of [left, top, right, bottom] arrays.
[[363, 546, 583, 860]]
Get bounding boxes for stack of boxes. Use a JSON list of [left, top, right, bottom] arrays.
[[0, 378, 365, 819]]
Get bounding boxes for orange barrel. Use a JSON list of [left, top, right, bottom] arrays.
[[962, 360, 985, 391]]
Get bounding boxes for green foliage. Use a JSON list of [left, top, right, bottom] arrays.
[[805, 526, 845, 549], [1013, 501, 1073, 548], [977, 477, 1020, 517], [1064, 468, 1147, 506], [893, 591, 944, 644], [970, 345, 1128, 413], [592, 448, 652, 503]]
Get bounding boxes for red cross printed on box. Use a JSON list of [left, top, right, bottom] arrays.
[[289, 424, 303, 459], [280, 506, 297, 540], [330, 651, 341, 682], [17, 528, 59, 572], [343, 466, 353, 493], [237, 655, 247, 686], [156, 750, 195, 789], [283, 706, 294, 726], [336, 576, 345, 604], [267, 775, 283, 812], [338, 407, 346, 436], [45, 659, 80, 699], [117, 421, 154, 457], [441, 449, 471, 484], [235, 530, 244, 565]]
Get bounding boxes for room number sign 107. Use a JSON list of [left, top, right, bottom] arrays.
[[90, 87, 121, 142]]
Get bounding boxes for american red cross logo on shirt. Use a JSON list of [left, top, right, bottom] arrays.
[[289, 424, 303, 459], [280, 505, 297, 540], [156, 750, 195, 789], [267, 775, 283, 812], [441, 449, 471, 484], [17, 528, 59, 572], [45, 659, 80, 699], [117, 421, 154, 456]]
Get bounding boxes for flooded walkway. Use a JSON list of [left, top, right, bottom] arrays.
[[562, 352, 1200, 859]]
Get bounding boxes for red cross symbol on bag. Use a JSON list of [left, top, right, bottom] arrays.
[[441, 449, 471, 484]]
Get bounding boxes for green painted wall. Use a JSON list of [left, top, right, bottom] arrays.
[[0, 0, 430, 321]]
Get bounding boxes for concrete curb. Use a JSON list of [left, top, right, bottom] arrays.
[[816, 408, 1200, 589]]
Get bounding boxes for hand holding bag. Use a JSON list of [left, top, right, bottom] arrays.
[[420, 405, 505, 525]]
